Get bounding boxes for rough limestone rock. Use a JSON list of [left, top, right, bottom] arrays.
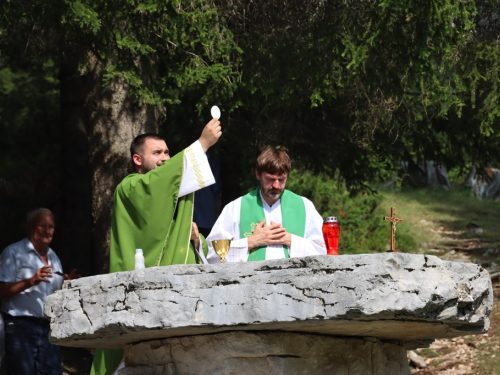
[[45, 253, 492, 350], [118, 332, 410, 375]]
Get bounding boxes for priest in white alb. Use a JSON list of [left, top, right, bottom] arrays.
[[205, 147, 326, 263]]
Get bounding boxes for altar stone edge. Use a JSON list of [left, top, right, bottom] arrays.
[[44, 253, 492, 350]]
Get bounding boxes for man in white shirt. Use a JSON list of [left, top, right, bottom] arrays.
[[206, 147, 326, 263], [0, 208, 78, 375]]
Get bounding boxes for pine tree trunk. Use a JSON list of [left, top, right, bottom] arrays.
[[59, 54, 161, 275]]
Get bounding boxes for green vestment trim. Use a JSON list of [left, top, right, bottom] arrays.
[[91, 150, 204, 375], [241, 187, 306, 261]]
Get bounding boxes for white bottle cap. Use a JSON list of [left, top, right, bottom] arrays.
[[135, 249, 143, 254]]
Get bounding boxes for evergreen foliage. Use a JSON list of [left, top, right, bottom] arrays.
[[0, 0, 241, 258], [0, 0, 240, 105], [1, 0, 500, 266], [219, 0, 500, 193], [2, 0, 499, 194], [0, 65, 60, 242]]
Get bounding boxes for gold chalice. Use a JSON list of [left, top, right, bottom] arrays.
[[211, 239, 231, 263]]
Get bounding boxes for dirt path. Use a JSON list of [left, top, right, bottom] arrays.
[[409, 224, 500, 375]]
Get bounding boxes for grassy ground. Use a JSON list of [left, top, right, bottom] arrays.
[[374, 186, 500, 256]]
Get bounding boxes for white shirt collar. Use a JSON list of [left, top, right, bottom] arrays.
[[24, 237, 52, 256]]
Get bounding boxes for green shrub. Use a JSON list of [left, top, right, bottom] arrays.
[[287, 170, 393, 254]]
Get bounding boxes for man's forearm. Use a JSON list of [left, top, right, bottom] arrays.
[[247, 237, 257, 251], [179, 141, 216, 197], [0, 279, 34, 299]]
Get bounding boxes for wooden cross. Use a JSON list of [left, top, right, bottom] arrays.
[[383, 207, 403, 252]]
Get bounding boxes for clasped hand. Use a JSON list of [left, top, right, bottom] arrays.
[[248, 219, 291, 250]]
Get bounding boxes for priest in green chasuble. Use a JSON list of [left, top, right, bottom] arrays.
[[90, 118, 221, 375], [205, 147, 326, 263]]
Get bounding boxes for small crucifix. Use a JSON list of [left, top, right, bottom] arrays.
[[383, 207, 403, 252]]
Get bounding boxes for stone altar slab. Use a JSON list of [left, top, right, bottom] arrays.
[[45, 253, 492, 351]]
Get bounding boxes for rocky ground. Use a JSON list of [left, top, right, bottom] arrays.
[[409, 223, 500, 375]]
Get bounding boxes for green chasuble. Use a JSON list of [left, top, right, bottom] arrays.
[[90, 150, 208, 375], [241, 187, 306, 261]]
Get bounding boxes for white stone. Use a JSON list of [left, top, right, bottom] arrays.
[[45, 253, 493, 350]]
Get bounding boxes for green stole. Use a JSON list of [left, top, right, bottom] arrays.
[[241, 187, 306, 261], [90, 150, 208, 375]]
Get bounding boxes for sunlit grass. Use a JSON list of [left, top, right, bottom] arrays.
[[373, 187, 500, 254]]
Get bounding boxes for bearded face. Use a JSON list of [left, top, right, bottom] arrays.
[[257, 171, 288, 201]]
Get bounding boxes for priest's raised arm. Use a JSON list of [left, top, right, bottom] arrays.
[[109, 119, 221, 272]]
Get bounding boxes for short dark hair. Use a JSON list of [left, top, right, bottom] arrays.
[[256, 147, 291, 176], [130, 133, 166, 160]]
